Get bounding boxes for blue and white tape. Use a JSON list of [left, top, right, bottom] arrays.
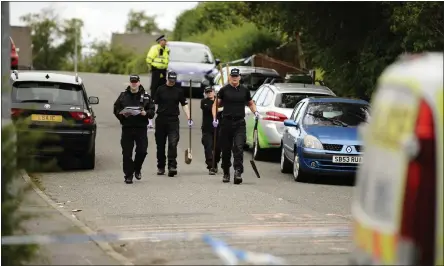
[[2, 226, 350, 245]]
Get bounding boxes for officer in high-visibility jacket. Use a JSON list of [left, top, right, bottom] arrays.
[[146, 35, 170, 98]]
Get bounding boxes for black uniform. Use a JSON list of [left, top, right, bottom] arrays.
[[217, 75, 252, 183], [113, 85, 155, 183], [154, 83, 188, 174], [201, 97, 222, 172]]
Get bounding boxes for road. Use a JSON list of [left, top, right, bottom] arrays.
[[31, 72, 354, 265]]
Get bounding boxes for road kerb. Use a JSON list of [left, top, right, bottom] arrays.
[[22, 171, 134, 266]]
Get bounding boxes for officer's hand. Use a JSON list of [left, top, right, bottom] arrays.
[[212, 119, 219, 128], [141, 110, 147, 116], [254, 111, 260, 120], [187, 119, 193, 127]]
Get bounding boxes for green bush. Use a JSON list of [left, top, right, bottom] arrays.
[[126, 52, 149, 75], [185, 22, 280, 63]]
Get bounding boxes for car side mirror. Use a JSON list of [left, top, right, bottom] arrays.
[[88, 96, 99, 105], [284, 119, 299, 128], [215, 59, 221, 66]]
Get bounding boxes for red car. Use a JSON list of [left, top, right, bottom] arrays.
[[10, 37, 19, 70]]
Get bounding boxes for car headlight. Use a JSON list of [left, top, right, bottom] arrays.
[[303, 135, 324, 150]]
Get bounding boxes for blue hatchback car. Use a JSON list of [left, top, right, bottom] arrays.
[[280, 97, 370, 182]]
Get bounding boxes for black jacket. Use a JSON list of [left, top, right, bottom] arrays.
[[113, 85, 155, 128], [201, 97, 222, 132]]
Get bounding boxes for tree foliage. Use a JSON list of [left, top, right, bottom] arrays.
[[125, 9, 159, 34]]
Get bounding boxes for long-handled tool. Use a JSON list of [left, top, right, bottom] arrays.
[[211, 94, 218, 171], [185, 79, 193, 164], [250, 118, 261, 178]]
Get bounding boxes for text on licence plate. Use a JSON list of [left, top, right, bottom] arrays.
[[332, 156, 362, 164], [31, 114, 63, 122], [182, 81, 201, 88]]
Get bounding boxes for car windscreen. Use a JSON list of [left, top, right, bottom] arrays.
[[169, 46, 214, 64], [242, 74, 283, 91], [275, 93, 334, 109], [302, 102, 370, 127], [12, 81, 85, 106]]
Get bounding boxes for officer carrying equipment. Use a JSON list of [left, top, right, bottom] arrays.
[[153, 71, 192, 177], [146, 35, 170, 97], [113, 75, 155, 184]]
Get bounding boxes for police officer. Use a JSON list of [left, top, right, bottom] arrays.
[[154, 71, 193, 177], [113, 75, 155, 184], [146, 35, 170, 98], [212, 68, 259, 184], [201, 86, 222, 175]]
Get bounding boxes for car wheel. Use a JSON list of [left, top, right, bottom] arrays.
[[82, 145, 95, 170], [253, 130, 265, 161], [280, 146, 292, 173], [293, 153, 307, 182]]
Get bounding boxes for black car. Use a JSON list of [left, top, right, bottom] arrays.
[[9, 71, 99, 169], [211, 66, 284, 96]]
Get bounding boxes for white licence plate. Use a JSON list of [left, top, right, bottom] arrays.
[[182, 81, 201, 88], [332, 156, 362, 164]]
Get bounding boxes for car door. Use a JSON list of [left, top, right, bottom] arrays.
[[291, 101, 308, 157], [284, 101, 307, 160], [246, 86, 267, 145], [282, 101, 303, 158]]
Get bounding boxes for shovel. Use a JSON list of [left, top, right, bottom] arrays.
[[185, 79, 193, 164], [250, 118, 261, 178], [212, 94, 219, 170]]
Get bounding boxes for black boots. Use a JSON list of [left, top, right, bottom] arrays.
[[157, 168, 165, 175], [233, 170, 242, 185], [168, 167, 177, 177], [135, 172, 142, 180], [222, 170, 230, 183], [124, 175, 133, 184]]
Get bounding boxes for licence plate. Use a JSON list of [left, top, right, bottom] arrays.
[[182, 81, 201, 88], [332, 156, 362, 164], [31, 114, 63, 122]]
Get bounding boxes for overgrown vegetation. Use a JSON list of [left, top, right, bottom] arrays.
[[23, 2, 443, 97]]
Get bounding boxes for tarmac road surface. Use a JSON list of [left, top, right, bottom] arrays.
[[30, 71, 355, 265]]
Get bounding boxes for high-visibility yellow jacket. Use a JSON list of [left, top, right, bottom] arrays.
[[146, 44, 170, 70]]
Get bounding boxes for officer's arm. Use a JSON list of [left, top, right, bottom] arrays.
[[246, 90, 258, 113], [164, 47, 170, 65], [113, 94, 124, 120], [143, 91, 156, 119], [179, 90, 191, 120], [146, 45, 158, 65]]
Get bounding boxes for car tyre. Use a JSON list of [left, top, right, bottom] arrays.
[[253, 130, 265, 161], [280, 146, 292, 173], [293, 153, 308, 182], [82, 145, 95, 170]]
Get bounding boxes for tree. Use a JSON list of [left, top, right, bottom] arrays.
[[125, 9, 159, 34]]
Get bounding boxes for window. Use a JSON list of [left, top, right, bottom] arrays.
[[290, 101, 304, 120], [12, 81, 85, 106], [252, 86, 265, 102], [262, 89, 275, 106], [303, 102, 371, 127], [169, 46, 214, 64], [275, 93, 333, 109], [255, 87, 269, 106], [294, 102, 307, 122]]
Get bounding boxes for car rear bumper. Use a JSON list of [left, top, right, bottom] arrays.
[[260, 121, 284, 148], [299, 148, 361, 175], [17, 129, 94, 156]]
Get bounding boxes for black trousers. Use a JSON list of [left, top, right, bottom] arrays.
[[150, 68, 167, 97], [219, 118, 246, 174], [201, 129, 221, 169], [155, 116, 180, 169], [121, 127, 148, 177]]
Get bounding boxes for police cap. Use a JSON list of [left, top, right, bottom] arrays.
[[167, 71, 177, 80], [230, 68, 240, 77], [156, 35, 167, 42], [129, 74, 140, 82], [204, 86, 214, 92]]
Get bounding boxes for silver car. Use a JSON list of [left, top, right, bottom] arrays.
[[245, 82, 336, 160]]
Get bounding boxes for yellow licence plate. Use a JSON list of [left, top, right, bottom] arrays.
[[31, 114, 63, 122]]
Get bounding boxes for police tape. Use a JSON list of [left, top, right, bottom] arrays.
[[1, 226, 351, 245]]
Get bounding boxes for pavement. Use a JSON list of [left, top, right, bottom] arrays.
[[26, 71, 355, 265]]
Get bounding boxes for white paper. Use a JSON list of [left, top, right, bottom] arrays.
[[120, 106, 142, 116]]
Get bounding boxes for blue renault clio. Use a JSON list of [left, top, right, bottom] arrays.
[[280, 97, 370, 182]]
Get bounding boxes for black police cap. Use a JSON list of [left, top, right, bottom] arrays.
[[156, 35, 166, 42], [167, 71, 177, 80], [129, 74, 140, 82], [204, 86, 213, 92], [230, 68, 240, 76]]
